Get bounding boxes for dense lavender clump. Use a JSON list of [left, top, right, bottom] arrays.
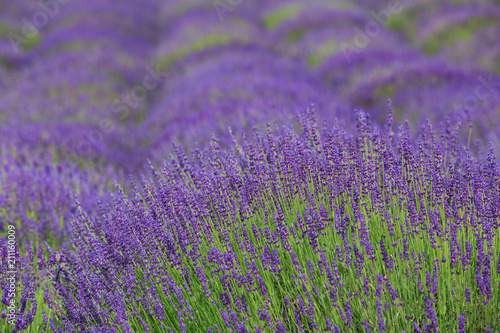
[[387, 1, 500, 70], [3, 0, 500, 171], [0, 1, 44, 67], [0, 145, 121, 245], [0, 0, 162, 169], [324, 54, 500, 145], [438, 24, 500, 73], [28, 109, 499, 332]]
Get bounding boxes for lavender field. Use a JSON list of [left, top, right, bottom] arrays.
[[1, 0, 500, 332]]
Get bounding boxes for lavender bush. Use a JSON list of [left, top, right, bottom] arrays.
[[6, 109, 494, 332]]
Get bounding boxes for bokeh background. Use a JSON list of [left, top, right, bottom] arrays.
[[1, 0, 499, 173]]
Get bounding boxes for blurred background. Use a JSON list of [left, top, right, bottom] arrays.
[[1, 0, 500, 173]]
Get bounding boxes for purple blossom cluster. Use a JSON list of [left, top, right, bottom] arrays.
[[11, 109, 495, 332]]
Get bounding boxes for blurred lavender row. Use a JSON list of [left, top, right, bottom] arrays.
[[1, 0, 499, 171]]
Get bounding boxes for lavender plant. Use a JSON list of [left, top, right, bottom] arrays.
[[414, 4, 500, 56], [335, 57, 500, 142], [438, 25, 500, 73], [40, 108, 500, 332]]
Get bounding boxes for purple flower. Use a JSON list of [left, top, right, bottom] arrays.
[[344, 300, 352, 328], [385, 279, 398, 301], [325, 317, 334, 331], [458, 312, 466, 333], [362, 318, 371, 333], [363, 276, 371, 296], [424, 297, 439, 332], [376, 301, 385, 333], [379, 237, 394, 272], [275, 322, 287, 333]]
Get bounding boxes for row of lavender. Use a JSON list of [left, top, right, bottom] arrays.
[[102, 0, 500, 161], [3, 109, 500, 331]]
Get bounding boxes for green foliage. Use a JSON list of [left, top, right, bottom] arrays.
[[263, 4, 302, 30], [422, 18, 498, 55], [307, 40, 337, 67], [157, 34, 233, 70]]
